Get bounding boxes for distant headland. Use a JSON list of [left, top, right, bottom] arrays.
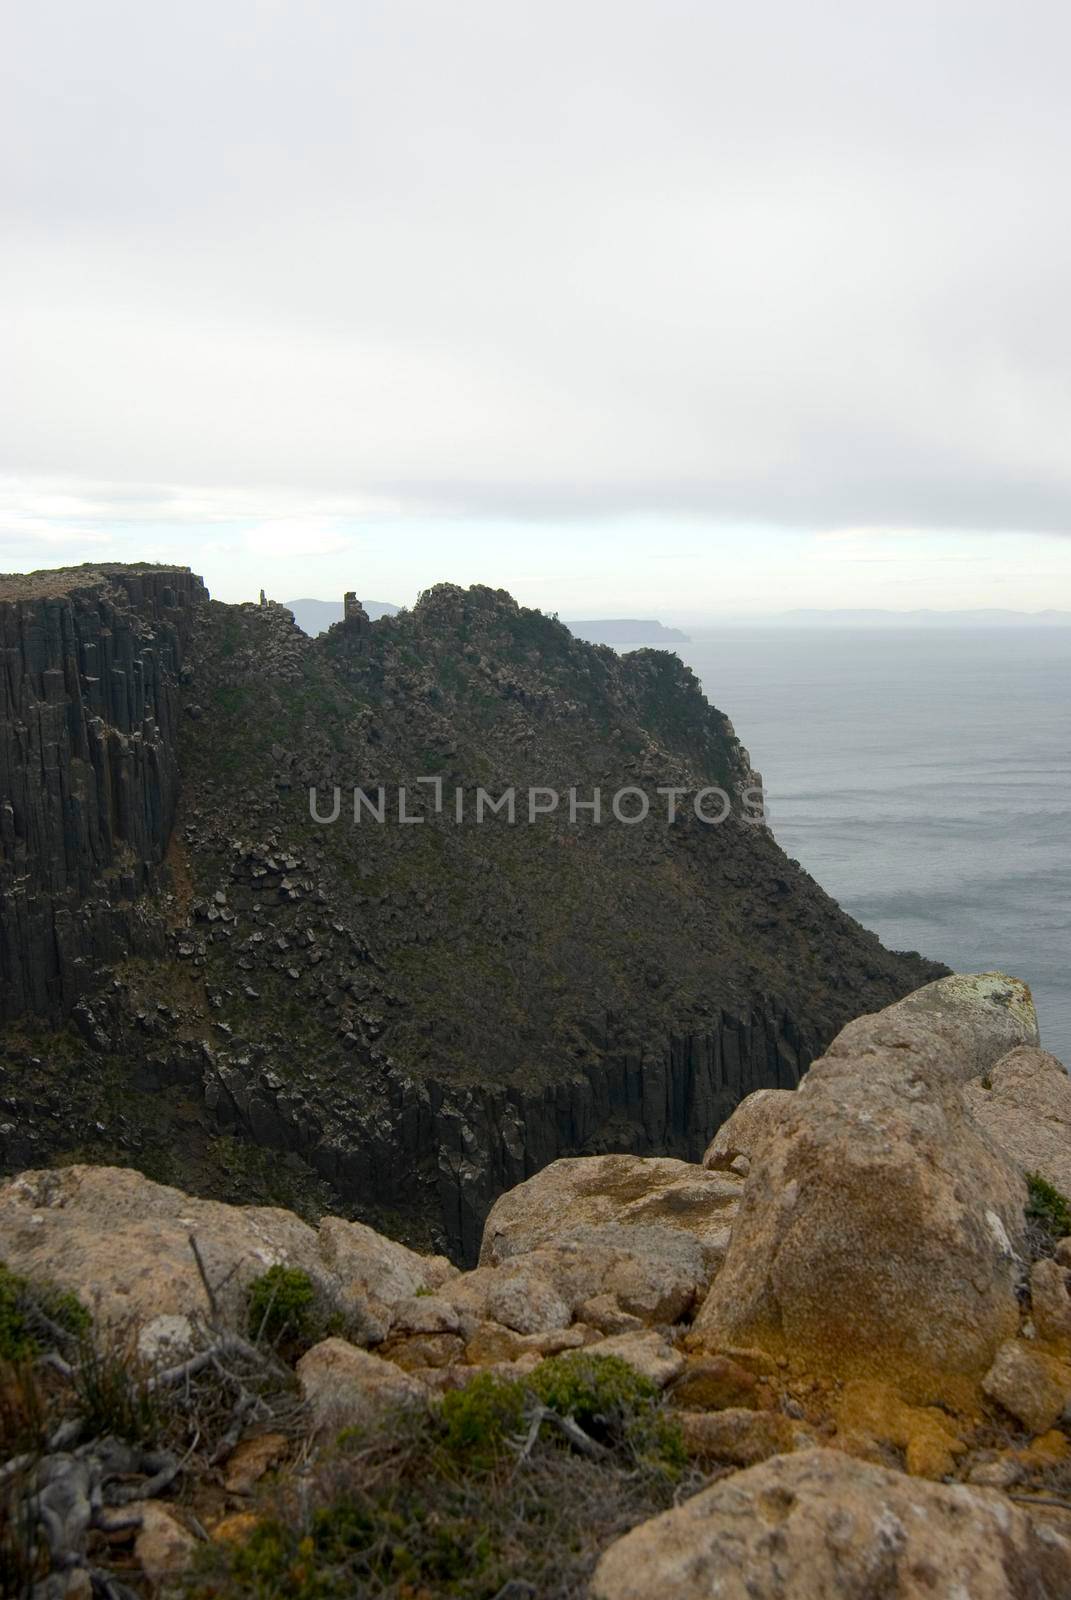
[[564, 619, 691, 645], [286, 598, 689, 646]]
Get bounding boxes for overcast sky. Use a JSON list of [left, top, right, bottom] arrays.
[[3, 1, 1071, 613]]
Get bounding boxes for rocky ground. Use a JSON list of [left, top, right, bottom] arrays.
[[5, 972, 1071, 1597], [1, 567, 945, 1260]]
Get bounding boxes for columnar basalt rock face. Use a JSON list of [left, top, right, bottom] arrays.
[[0, 565, 207, 1020]]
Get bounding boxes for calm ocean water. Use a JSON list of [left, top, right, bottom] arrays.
[[674, 629, 1071, 1066]]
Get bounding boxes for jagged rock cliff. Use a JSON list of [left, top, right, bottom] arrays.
[[0, 564, 206, 1018], [0, 567, 946, 1259]]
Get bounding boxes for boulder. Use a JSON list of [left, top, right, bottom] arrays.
[[964, 1047, 1071, 1195], [133, 1502, 197, 1586], [982, 1340, 1071, 1435], [590, 1448, 1071, 1600], [1030, 1258, 1071, 1353], [296, 1338, 426, 1434], [0, 1166, 454, 1351], [222, 1433, 288, 1495], [702, 1089, 793, 1172], [676, 1408, 801, 1466], [445, 1225, 715, 1332], [315, 1216, 456, 1340], [584, 1331, 684, 1388], [827, 972, 1038, 1087], [695, 984, 1028, 1404], [380, 1332, 465, 1371], [479, 1155, 741, 1271], [669, 1355, 759, 1411], [387, 1294, 462, 1336], [0, 1166, 325, 1346]]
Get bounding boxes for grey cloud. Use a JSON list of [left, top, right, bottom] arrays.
[[2, 1, 1070, 531]]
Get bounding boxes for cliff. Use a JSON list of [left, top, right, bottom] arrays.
[[0, 572, 946, 1259], [0, 564, 207, 1019]]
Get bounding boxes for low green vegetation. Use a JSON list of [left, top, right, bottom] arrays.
[[245, 1265, 370, 1354], [190, 1353, 691, 1599], [0, 1263, 90, 1363], [248, 1266, 320, 1346], [1026, 1172, 1071, 1247]]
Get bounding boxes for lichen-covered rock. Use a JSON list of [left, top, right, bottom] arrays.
[[695, 985, 1028, 1404], [133, 1501, 197, 1585], [1030, 1259, 1071, 1354], [446, 1224, 716, 1332], [702, 1089, 794, 1171], [479, 1155, 741, 1271], [583, 1330, 684, 1388], [315, 1216, 456, 1340], [669, 1355, 758, 1412], [835, 1379, 965, 1479], [387, 1294, 462, 1336], [296, 1338, 426, 1433], [965, 1046, 1071, 1195], [590, 1448, 1071, 1600], [982, 1340, 1071, 1435], [0, 1165, 453, 1350], [0, 1165, 326, 1343], [675, 1408, 801, 1466], [828, 972, 1038, 1087]]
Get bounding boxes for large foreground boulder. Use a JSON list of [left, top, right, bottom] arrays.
[[479, 1154, 741, 1270], [695, 980, 1029, 1403], [0, 1165, 452, 1350], [827, 971, 1038, 1086], [591, 1448, 1071, 1600], [964, 1046, 1071, 1196]]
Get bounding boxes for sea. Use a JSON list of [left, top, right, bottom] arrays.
[[673, 629, 1071, 1066]]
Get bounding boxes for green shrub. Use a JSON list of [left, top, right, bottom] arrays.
[[0, 1263, 91, 1363], [1027, 1172, 1071, 1242], [247, 1266, 318, 1346], [529, 1351, 656, 1423], [311, 1496, 491, 1590], [219, 1523, 333, 1600], [190, 1353, 691, 1599], [530, 1352, 686, 1470], [439, 1372, 528, 1466], [436, 1354, 684, 1473]]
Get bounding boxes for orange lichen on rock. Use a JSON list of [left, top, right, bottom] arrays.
[[835, 1379, 968, 1479]]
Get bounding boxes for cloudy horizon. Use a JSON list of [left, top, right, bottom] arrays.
[[4, 1, 1071, 612]]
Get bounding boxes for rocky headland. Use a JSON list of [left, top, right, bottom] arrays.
[[0, 563, 944, 1259]]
